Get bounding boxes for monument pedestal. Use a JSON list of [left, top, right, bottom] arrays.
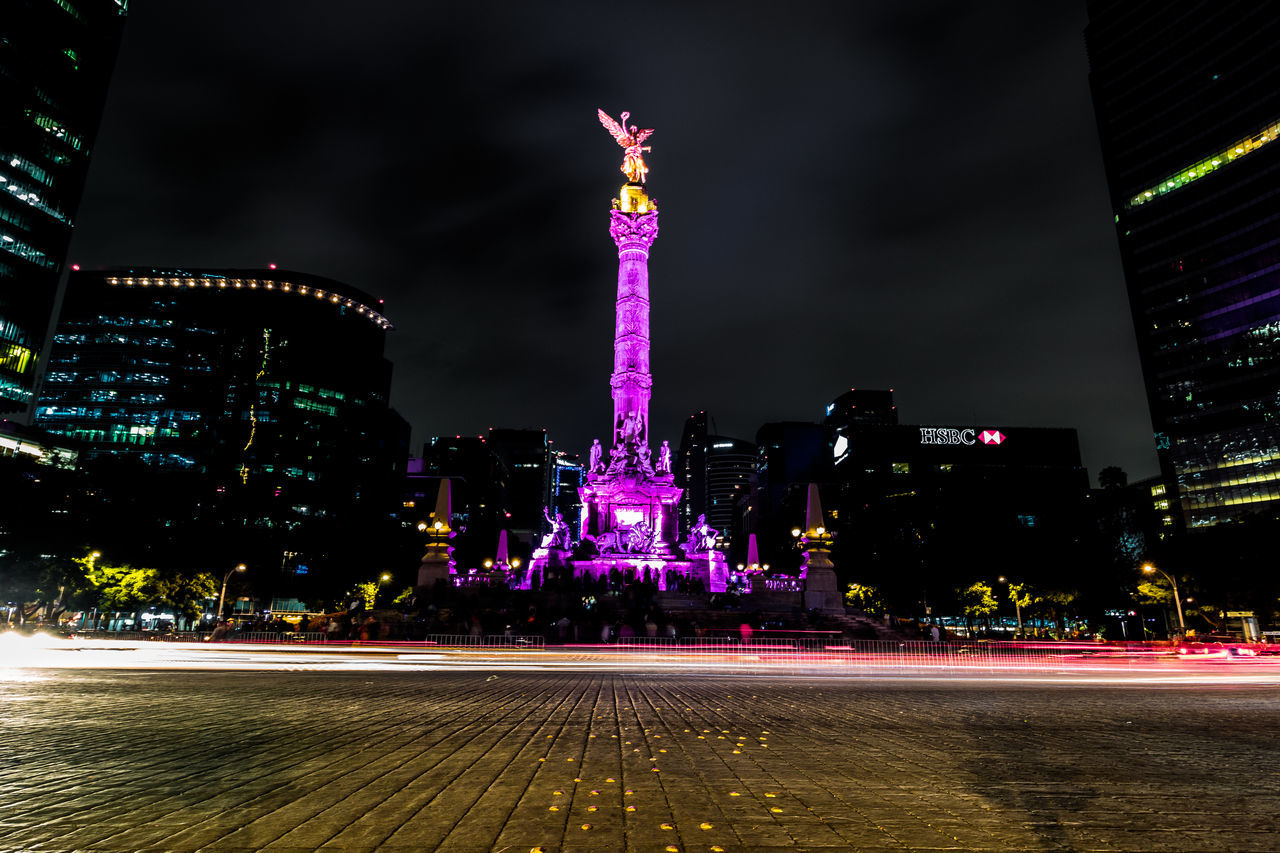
[[417, 558, 451, 590], [802, 568, 843, 613], [523, 546, 573, 589], [682, 550, 729, 593], [800, 548, 843, 614]]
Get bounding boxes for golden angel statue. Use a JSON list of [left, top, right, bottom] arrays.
[[598, 108, 654, 184]]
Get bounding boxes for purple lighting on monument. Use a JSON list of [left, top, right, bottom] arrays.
[[509, 110, 728, 594]]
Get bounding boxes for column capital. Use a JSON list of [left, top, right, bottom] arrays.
[[609, 209, 660, 250]]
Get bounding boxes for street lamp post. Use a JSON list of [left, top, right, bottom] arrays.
[[997, 576, 1024, 639], [84, 551, 102, 630], [217, 564, 247, 621], [1141, 563, 1185, 636]]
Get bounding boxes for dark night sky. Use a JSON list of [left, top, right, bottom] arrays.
[[68, 2, 1159, 483]]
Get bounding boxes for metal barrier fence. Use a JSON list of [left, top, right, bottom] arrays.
[[580, 637, 1164, 674], [78, 630, 546, 649], [403, 634, 546, 648]]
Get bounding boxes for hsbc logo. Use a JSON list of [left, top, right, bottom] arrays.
[[919, 427, 974, 445], [919, 427, 1006, 447]]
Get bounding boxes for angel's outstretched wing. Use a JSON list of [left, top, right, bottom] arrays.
[[633, 128, 654, 145], [598, 109, 629, 146]]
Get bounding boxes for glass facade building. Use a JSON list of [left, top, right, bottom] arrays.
[[1087, 2, 1280, 527], [551, 450, 584, 541], [742, 391, 1089, 591], [33, 268, 404, 547], [674, 410, 755, 550], [1, 0, 126, 412], [675, 411, 709, 534], [706, 437, 755, 548]]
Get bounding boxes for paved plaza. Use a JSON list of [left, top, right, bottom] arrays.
[[2, 661, 1279, 852]]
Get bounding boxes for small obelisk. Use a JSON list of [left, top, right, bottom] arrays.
[[417, 478, 454, 588], [800, 483, 843, 613]]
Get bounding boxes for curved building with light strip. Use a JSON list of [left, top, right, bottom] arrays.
[[32, 267, 406, 559]]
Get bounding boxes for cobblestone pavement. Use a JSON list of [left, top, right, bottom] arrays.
[[2, 669, 1278, 852]]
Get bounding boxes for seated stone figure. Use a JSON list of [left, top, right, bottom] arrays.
[[683, 514, 718, 552], [541, 507, 571, 550], [637, 443, 655, 476]]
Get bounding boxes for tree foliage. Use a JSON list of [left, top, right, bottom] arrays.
[[959, 582, 998, 618], [1098, 466, 1128, 490], [844, 583, 884, 615], [1, 549, 217, 622]]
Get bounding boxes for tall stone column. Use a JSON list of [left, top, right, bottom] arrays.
[[608, 198, 659, 448]]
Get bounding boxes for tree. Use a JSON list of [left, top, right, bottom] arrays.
[[958, 582, 998, 633], [96, 565, 217, 625], [1033, 588, 1079, 638], [0, 550, 112, 624], [1005, 582, 1035, 637], [351, 581, 379, 612], [1098, 466, 1128, 490], [844, 583, 884, 615]]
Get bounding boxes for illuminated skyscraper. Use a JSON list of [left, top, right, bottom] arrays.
[[1087, 2, 1280, 528], [1, 1, 126, 413]]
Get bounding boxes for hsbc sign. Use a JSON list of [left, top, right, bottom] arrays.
[[919, 427, 1006, 446]]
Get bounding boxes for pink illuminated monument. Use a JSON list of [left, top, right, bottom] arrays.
[[519, 111, 727, 592]]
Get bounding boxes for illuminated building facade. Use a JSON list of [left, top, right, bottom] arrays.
[[828, 419, 1089, 611], [675, 411, 708, 534], [486, 428, 552, 544], [744, 391, 1089, 598], [405, 434, 581, 569], [755, 421, 835, 523], [0, 419, 82, 562], [551, 450, 584, 537], [1087, 2, 1280, 527], [0, 418, 78, 469], [32, 268, 407, 573], [675, 411, 754, 552], [408, 436, 509, 529], [407, 435, 512, 568], [706, 437, 755, 551], [1, 1, 126, 412]]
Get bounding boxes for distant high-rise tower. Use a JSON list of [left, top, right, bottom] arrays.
[[1, 1, 127, 413], [676, 411, 709, 532], [675, 411, 754, 550], [1087, 2, 1280, 528], [706, 436, 755, 548]]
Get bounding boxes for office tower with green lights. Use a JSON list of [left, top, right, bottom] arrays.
[[1087, 1, 1280, 528], [0, 0, 126, 412]]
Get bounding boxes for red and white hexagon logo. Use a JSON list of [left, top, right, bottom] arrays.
[[979, 429, 1006, 445]]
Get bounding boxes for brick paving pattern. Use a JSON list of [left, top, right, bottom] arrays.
[[2, 670, 1279, 851]]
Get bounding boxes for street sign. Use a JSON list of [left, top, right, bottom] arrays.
[[1226, 610, 1254, 617]]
